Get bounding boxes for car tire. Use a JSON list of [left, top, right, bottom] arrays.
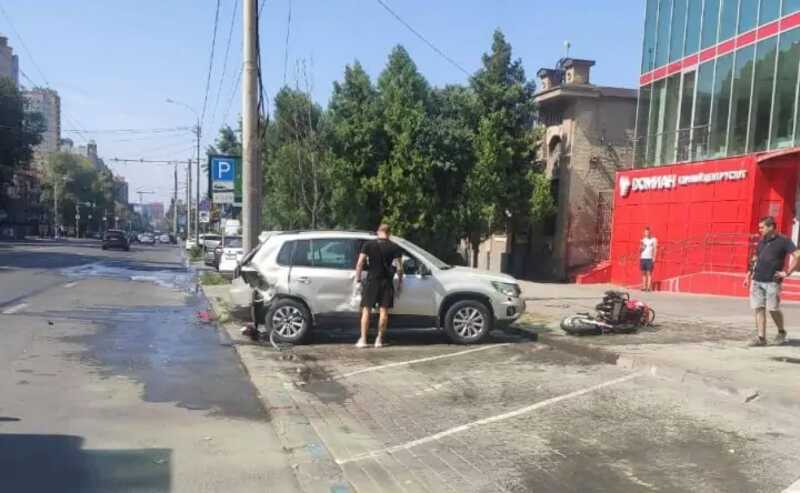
[[266, 298, 311, 344], [443, 299, 493, 344]]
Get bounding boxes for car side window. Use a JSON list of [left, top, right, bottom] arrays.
[[308, 239, 358, 269], [276, 241, 295, 266], [292, 240, 312, 266]]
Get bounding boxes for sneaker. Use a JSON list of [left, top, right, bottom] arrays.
[[773, 331, 788, 345], [355, 338, 369, 349], [374, 337, 384, 348], [748, 336, 767, 347]]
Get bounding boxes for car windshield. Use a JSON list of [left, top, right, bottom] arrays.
[[205, 235, 221, 242], [224, 236, 242, 248], [392, 237, 451, 270]]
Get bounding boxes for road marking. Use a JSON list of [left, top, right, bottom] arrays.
[[63, 282, 78, 288], [335, 372, 642, 465], [335, 344, 508, 379], [2, 303, 28, 315], [784, 477, 800, 492]]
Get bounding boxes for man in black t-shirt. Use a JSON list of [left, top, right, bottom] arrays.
[[354, 224, 403, 348], [745, 216, 799, 346]]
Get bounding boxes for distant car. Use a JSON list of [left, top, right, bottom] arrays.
[[158, 234, 171, 244], [217, 236, 243, 277], [139, 234, 155, 245], [200, 234, 222, 252], [101, 230, 130, 251]]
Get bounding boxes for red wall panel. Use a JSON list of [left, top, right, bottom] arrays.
[[609, 156, 772, 291]]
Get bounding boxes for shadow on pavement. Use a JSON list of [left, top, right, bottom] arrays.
[[306, 326, 537, 346], [0, 250, 105, 269], [0, 434, 171, 493]]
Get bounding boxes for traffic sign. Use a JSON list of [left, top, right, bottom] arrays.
[[208, 155, 242, 206]]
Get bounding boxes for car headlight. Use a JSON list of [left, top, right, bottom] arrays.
[[492, 281, 520, 298]]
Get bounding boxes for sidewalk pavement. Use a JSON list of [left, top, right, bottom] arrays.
[[518, 281, 800, 413]]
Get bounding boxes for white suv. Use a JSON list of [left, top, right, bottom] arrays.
[[238, 231, 525, 344]]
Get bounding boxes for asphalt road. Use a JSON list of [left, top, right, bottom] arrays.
[[0, 239, 300, 493]]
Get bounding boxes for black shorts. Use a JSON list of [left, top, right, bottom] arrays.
[[361, 278, 395, 309], [640, 259, 654, 273]]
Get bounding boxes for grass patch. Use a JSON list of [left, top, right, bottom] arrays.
[[188, 246, 204, 262], [200, 271, 229, 286]]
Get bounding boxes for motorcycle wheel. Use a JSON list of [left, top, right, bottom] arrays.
[[560, 316, 603, 336], [643, 308, 656, 326]]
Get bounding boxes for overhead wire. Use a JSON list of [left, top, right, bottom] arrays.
[[374, 0, 470, 76], [210, 0, 239, 128], [200, 0, 222, 129]]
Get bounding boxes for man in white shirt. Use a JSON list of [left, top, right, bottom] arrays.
[[640, 226, 657, 292]]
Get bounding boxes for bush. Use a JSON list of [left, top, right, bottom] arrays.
[[200, 271, 229, 286], [189, 246, 203, 262]]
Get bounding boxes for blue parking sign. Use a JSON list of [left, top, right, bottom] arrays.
[[212, 158, 235, 181]]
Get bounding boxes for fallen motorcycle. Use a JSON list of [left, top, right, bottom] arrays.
[[561, 290, 655, 336]]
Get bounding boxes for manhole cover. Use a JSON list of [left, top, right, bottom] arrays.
[[769, 356, 800, 365]]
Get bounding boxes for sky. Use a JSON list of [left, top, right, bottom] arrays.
[[0, 0, 645, 205]]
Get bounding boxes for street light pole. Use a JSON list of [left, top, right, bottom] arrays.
[[166, 98, 202, 245], [186, 159, 192, 240]]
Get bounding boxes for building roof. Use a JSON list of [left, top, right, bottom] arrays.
[[533, 84, 637, 104]]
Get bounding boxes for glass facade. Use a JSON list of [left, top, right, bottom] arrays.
[[636, 0, 800, 166]]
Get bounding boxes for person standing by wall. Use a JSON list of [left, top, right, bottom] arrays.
[[745, 216, 799, 347], [640, 226, 657, 292]]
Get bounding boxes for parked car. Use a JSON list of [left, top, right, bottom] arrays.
[[139, 233, 155, 245], [158, 234, 171, 244], [204, 243, 220, 267], [238, 231, 524, 344], [200, 234, 222, 252], [101, 230, 130, 251], [217, 236, 243, 277]]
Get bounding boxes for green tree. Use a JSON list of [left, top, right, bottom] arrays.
[[464, 30, 538, 266], [0, 78, 44, 181], [326, 61, 387, 229], [262, 87, 331, 229], [208, 124, 241, 156], [374, 46, 439, 250]]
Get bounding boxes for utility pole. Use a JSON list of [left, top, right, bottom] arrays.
[[242, 0, 261, 253], [54, 180, 59, 239], [195, 124, 201, 243], [173, 163, 178, 237], [186, 159, 192, 240]]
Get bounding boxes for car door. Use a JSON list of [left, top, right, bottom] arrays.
[[288, 238, 361, 327], [391, 254, 438, 328]]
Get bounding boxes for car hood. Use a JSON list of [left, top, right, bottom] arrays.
[[440, 266, 519, 284]]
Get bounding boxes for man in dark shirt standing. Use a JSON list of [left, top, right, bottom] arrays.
[[354, 224, 403, 348], [745, 216, 799, 346]]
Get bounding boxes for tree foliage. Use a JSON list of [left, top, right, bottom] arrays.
[[0, 78, 44, 181], [216, 29, 548, 264]]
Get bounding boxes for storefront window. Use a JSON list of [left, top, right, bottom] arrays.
[[772, 28, 800, 148], [678, 71, 696, 161], [693, 61, 716, 158], [647, 79, 667, 165], [709, 53, 734, 156], [719, 0, 739, 41], [655, 0, 673, 68], [738, 0, 758, 33], [749, 37, 778, 152], [783, 0, 800, 15], [635, 85, 653, 166], [643, 0, 660, 72], [702, 0, 721, 48], [671, 0, 688, 61], [759, 0, 781, 24], [661, 74, 682, 164], [728, 45, 755, 156], [685, 0, 703, 56]]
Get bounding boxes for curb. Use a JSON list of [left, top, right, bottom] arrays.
[[201, 286, 353, 493], [532, 329, 800, 415]]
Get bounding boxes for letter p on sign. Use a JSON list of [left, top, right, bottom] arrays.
[[216, 161, 232, 180]]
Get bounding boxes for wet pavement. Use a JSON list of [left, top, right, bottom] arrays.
[[0, 240, 300, 492]]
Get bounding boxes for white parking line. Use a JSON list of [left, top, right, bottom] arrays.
[[336, 344, 509, 379], [2, 303, 28, 315], [784, 477, 800, 492], [336, 372, 643, 465], [64, 282, 78, 288]]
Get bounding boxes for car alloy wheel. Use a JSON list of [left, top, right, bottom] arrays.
[[271, 306, 305, 338], [452, 306, 485, 339]]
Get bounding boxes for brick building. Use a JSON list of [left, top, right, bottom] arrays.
[[529, 58, 637, 280]]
